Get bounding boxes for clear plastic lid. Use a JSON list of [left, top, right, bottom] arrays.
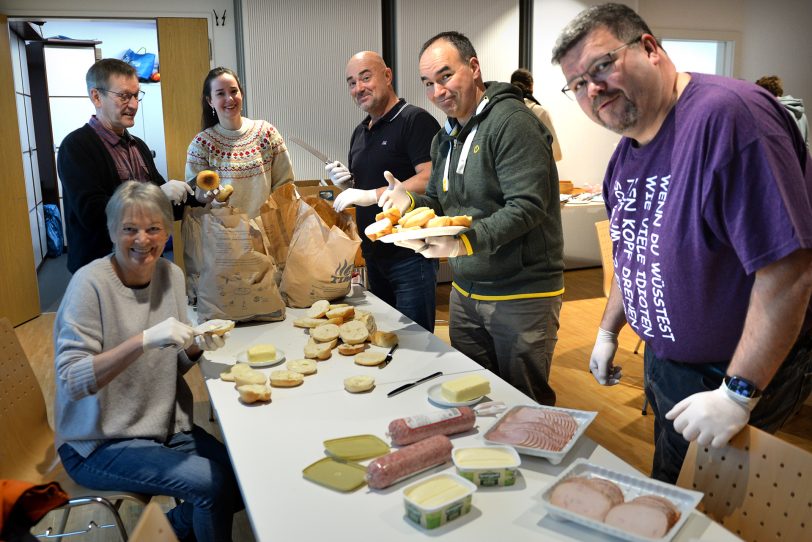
[[323, 434, 390, 461], [302, 457, 367, 492]]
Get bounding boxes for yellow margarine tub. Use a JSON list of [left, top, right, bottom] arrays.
[[452, 445, 521, 486], [403, 473, 477, 529]]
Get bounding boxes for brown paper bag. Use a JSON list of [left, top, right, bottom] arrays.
[[257, 183, 300, 273], [180, 206, 209, 304], [197, 207, 285, 323], [280, 200, 361, 307]]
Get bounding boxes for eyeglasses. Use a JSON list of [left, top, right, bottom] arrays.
[[98, 88, 145, 104], [561, 36, 642, 100]]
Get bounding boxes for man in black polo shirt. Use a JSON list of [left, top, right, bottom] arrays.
[[329, 51, 440, 331]]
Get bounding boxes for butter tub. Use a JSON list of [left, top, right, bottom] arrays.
[[452, 445, 521, 487], [403, 473, 477, 529]]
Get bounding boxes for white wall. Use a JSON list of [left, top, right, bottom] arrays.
[[0, 0, 236, 69]]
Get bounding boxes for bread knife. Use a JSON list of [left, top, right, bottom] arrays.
[[378, 344, 398, 369], [387, 371, 443, 398]]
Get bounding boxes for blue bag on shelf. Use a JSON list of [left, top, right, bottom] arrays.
[[44, 204, 64, 258], [122, 47, 156, 81]]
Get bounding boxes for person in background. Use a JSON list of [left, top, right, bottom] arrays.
[[57, 59, 192, 273], [553, 3, 812, 484], [755, 75, 809, 147], [510, 68, 563, 161], [328, 51, 440, 331], [384, 31, 564, 405], [187, 67, 294, 218], [54, 181, 242, 542]]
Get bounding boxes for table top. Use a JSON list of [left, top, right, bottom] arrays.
[[199, 287, 738, 542]]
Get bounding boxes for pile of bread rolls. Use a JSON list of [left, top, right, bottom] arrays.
[[366, 207, 473, 241]]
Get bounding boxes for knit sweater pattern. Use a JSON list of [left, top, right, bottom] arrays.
[[54, 257, 196, 458]]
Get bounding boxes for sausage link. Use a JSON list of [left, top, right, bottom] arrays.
[[387, 407, 476, 446], [366, 435, 452, 489]]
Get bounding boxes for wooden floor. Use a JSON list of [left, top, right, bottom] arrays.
[[15, 267, 811, 539]]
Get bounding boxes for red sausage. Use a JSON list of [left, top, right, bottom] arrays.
[[387, 407, 476, 446], [366, 435, 453, 489]]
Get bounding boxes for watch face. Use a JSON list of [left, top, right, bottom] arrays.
[[726, 376, 761, 398]]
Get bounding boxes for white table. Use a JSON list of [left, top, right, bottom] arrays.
[[561, 201, 607, 269], [200, 287, 738, 542]]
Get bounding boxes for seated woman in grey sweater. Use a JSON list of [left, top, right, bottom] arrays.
[[53, 181, 242, 542]]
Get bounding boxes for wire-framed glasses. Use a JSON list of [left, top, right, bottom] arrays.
[[561, 36, 643, 100], [98, 88, 145, 103]]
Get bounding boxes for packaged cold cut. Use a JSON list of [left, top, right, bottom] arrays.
[[366, 435, 452, 489], [387, 407, 476, 446]]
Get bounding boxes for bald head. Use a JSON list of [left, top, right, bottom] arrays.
[[345, 50, 398, 121]]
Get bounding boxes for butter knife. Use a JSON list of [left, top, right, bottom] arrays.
[[387, 371, 443, 398], [378, 344, 398, 369]]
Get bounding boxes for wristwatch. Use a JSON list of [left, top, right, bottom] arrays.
[[724, 375, 762, 399]]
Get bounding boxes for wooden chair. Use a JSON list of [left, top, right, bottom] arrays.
[[0, 317, 150, 540], [595, 221, 647, 414], [677, 425, 811, 542]]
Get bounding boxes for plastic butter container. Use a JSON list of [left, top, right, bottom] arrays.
[[403, 473, 477, 529], [452, 445, 521, 486]]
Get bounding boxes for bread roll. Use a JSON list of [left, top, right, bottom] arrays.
[[307, 299, 330, 318], [219, 363, 253, 382], [375, 207, 401, 223], [234, 370, 267, 387], [426, 216, 452, 228], [337, 343, 366, 356], [214, 184, 234, 202], [196, 319, 235, 336], [354, 351, 387, 366], [398, 207, 436, 228], [304, 341, 333, 360], [353, 310, 377, 335], [196, 170, 220, 191], [344, 375, 375, 393], [365, 218, 394, 241], [237, 384, 271, 404], [270, 370, 304, 387], [326, 306, 354, 320], [310, 323, 340, 343], [293, 317, 329, 329], [450, 215, 472, 227], [286, 359, 318, 375], [339, 320, 369, 345], [329, 303, 350, 310], [370, 330, 398, 348]]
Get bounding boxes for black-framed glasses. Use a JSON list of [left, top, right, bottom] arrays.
[[98, 88, 145, 103], [561, 36, 643, 100]]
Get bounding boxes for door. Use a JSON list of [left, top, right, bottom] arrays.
[[156, 17, 210, 271], [0, 14, 40, 325]]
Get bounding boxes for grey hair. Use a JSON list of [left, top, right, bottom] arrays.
[[551, 3, 654, 65], [86, 58, 137, 93], [106, 181, 173, 243]]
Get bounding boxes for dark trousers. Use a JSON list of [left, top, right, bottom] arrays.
[[365, 254, 438, 332]]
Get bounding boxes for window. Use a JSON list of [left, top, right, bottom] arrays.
[[654, 28, 740, 77]]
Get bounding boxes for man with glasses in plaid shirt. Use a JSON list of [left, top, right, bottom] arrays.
[[58, 58, 192, 273], [553, 3, 812, 484]]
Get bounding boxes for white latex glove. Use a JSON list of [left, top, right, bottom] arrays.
[[377, 171, 411, 214], [194, 186, 221, 205], [194, 331, 228, 352], [417, 236, 466, 258], [589, 328, 622, 385], [161, 180, 194, 205], [142, 317, 195, 352], [393, 238, 429, 251], [333, 188, 378, 212], [325, 161, 354, 189], [666, 383, 755, 447]]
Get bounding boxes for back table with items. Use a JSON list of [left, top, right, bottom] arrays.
[[197, 286, 738, 541]]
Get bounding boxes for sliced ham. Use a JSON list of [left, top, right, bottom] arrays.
[[550, 477, 622, 521], [631, 495, 681, 527], [487, 407, 578, 451], [605, 502, 670, 538]]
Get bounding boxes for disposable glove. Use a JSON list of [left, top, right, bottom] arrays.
[[417, 236, 465, 258], [325, 161, 354, 189], [195, 186, 218, 204], [377, 171, 411, 214], [333, 188, 377, 212], [143, 317, 195, 351], [160, 180, 194, 205], [666, 383, 756, 447], [194, 332, 228, 352], [589, 328, 622, 385], [393, 238, 430, 251]]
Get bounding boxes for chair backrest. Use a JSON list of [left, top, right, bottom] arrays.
[[129, 502, 179, 542], [677, 425, 812, 541], [595, 220, 613, 298], [0, 317, 59, 482]]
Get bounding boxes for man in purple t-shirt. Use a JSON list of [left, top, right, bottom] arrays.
[[553, 3, 812, 484]]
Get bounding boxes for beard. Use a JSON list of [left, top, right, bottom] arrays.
[[592, 91, 639, 134]]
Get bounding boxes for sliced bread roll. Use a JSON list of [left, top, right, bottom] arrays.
[[233, 370, 267, 387], [237, 384, 271, 404], [269, 370, 304, 387], [307, 299, 330, 318], [354, 351, 387, 366], [337, 343, 366, 356], [286, 359, 318, 375], [344, 375, 375, 393], [311, 323, 340, 343], [370, 330, 398, 348], [339, 320, 369, 345]]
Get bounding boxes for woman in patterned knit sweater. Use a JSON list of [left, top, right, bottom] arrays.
[[186, 67, 294, 218]]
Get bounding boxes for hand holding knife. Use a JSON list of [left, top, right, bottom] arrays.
[[387, 371, 443, 398], [289, 137, 347, 187]]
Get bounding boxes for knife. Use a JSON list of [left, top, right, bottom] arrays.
[[378, 344, 398, 369], [387, 371, 443, 398], [289, 137, 343, 187]]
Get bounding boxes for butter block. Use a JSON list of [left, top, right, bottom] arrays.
[[454, 447, 517, 468], [406, 476, 470, 508], [247, 344, 277, 363], [441, 374, 491, 402]]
